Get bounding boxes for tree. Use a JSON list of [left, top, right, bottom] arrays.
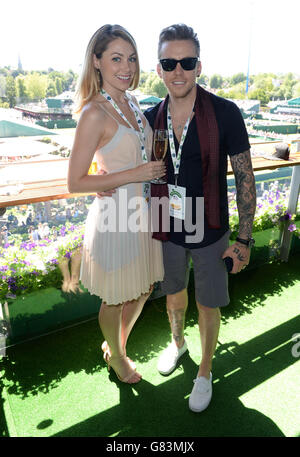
[[143, 73, 167, 98], [55, 77, 63, 94], [271, 86, 286, 101], [209, 74, 223, 89], [16, 76, 29, 103], [216, 89, 226, 98], [46, 81, 57, 97], [230, 72, 246, 86], [151, 78, 167, 98], [281, 73, 297, 100], [227, 88, 245, 100], [64, 69, 76, 90], [0, 75, 6, 98], [25, 72, 48, 101], [5, 75, 16, 107], [0, 67, 10, 77], [292, 81, 300, 98], [139, 71, 149, 88], [249, 88, 269, 105], [197, 74, 208, 86]]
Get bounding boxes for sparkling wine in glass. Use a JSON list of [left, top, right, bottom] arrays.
[[151, 129, 168, 184]]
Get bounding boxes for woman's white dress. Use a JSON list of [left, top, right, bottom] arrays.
[[80, 108, 164, 305]]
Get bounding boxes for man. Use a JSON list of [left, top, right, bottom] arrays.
[[144, 24, 256, 413]]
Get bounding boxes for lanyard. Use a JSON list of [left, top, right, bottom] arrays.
[[100, 89, 148, 164], [167, 104, 192, 186]]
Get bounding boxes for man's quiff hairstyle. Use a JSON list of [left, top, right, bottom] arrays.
[[158, 23, 200, 58]]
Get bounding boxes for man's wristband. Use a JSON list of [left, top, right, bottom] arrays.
[[236, 236, 255, 248]]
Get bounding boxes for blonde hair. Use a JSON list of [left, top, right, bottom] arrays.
[[74, 24, 140, 114]]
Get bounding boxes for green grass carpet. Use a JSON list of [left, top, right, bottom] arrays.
[[0, 255, 299, 437]]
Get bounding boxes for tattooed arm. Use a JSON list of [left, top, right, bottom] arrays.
[[231, 149, 256, 238], [222, 150, 256, 273]]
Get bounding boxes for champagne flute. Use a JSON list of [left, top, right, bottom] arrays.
[[151, 129, 168, 184]]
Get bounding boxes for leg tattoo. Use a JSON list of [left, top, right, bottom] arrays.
[[168, 308, 186, 346]]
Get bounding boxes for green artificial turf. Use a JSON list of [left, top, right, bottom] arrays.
[[0, 255, 299, 437]]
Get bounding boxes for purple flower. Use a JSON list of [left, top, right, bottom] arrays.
[[280, 211, 292, 222], [21, 260, 31, 266], [288, 224, 296, 232], [69, 225, 75, 231], [0, 265, 8, 271], [64, 252, 72, 259], [60, 226, 67, 236], [4, 243, 10, 249], [7, 277, 17, 293], [50, 258, 58, 265], [25, 242, 37, 250]]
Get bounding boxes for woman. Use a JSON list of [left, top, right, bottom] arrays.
[[67, 25, 165, 384]]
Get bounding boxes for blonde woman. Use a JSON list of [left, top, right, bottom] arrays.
[[68, 25, 165, 384]]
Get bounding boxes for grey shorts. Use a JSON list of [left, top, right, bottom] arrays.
[[161, 231, 230, 308]]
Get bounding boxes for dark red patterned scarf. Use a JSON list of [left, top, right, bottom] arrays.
[[151, 84, 220, 241]]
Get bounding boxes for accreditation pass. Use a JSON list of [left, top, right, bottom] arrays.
[[168, 184, 186, 220]]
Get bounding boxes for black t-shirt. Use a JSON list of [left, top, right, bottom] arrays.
[[144, 92, 250, 248]]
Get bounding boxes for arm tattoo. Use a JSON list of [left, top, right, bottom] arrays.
[[230, 150, 256, 238]]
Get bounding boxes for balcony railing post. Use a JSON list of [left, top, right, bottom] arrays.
[[280, 138, 300, 262]]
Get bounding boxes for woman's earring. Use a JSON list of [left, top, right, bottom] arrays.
[[97, 69, 102, 88]]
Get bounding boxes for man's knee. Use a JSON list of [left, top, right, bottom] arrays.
[[196, 302, 221, 317], [167, 289, 188, 310]]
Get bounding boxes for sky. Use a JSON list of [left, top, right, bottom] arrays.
[[1, 0, 299, 77]]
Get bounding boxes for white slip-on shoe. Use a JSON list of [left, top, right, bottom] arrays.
[[188, 372, 213, 413], [157, 340, 188, 375]]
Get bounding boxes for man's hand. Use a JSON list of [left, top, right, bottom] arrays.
[[222, 242, 251, 274], [96, 169, 116, 198]]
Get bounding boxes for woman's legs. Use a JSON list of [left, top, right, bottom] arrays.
[[98, 286, 153, 383], [121, 285, 153, 351], [99, 302, 123, 356], [99, 301, 141, 383]]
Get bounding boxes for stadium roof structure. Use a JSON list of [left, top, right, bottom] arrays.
[[287, 97, 300, 106], [138, 95, 162, 105], [269, 96, 300, 115]]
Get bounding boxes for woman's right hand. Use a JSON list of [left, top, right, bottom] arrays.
[[96, 169, 116, 198], [133, 161, 166, 182]]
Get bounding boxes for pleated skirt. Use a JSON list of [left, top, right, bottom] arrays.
[[80, 190, 164, 305]]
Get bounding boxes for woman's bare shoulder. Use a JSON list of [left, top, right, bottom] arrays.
[[81, 98, 107, 122]]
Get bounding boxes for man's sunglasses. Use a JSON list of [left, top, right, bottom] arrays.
[[159, 57, 199, 72]]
